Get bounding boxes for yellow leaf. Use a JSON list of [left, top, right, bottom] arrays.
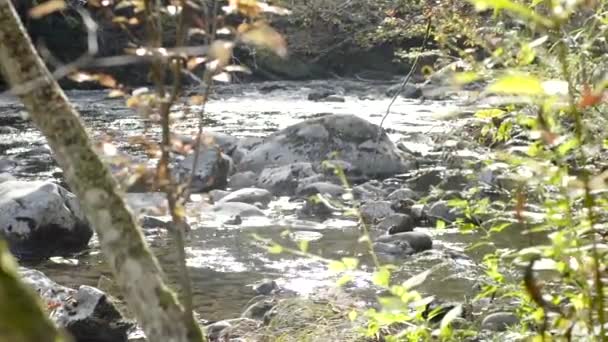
[[487, 74, 543, 96], [98, 74, 118, 88], [68, 72, 97, 83], [108, 89, 126, 98], [212, 72, 231, 83], [208, 40, 234, 68], [189, 95, 206, 105], [29, 0, 66, 18], [348, 310, 358, 321], [239, 22, 287, 58]]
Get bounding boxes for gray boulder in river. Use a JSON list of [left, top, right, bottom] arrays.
[[20, 267, 133, 342], [237, 114, 411, 178], [0, 181, 92, 259]]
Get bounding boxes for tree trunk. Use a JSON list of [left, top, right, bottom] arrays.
[[0, 3, 204, 342]]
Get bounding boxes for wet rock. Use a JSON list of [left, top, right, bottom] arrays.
[[353, 181, 387, 201], [299, 194, 338, 218], [125, 193, 167, 216], [387, 188, 418, 201], [139, 215, 169, 229], [410, 203, 427, 221], [377, 213, 415, 234], [259, 84, 287, 93], [359, 201, 394, 224], [481, 312, 519, 332], [250, 279, 279, 295], [238, 114, 409, 179], [373, 241, 415, 256], [0, 181, 92, 260], [404, 167, 444, 192], [0, 158, 17, 172], [212, 202, 265, 217], [385, 83, 422, 99], [0, 125, 19, 134], [307, 89, 334, 101], [242, 299, 277, 320], [296, 182, 345, 197], [0, 172, 16, 183], [228, 171, 258, 190], [428, 200, 460, 224], [209, 189, 230, 203], [217, 188, 273, 207], [177, 144, 230, 193], [376, 231, 432, 253], [20, 268, 132, 342], [322, 95, 345, 102], [205, 318, 259, 341], [257, 162, 318, 196]]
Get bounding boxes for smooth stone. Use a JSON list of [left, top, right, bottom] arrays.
[[296, 182, 345, 197], [250, 279, 279, 295], [209, 189, 230, 203], [377, 213, 415, 234], [212, 202, 265, 217], [241, 299, 277, 321], [256, 162, 318, 196], [307, 89, 334, 101], [0, 181, 92, 260], [481, 312, 519, 332], [359, 201, 395, 223], [217, 188, 273, 207], [373, 241, 415, 256], [428, 200, 459, 223], [322, 95, 345, 102], [228, 171, 258, 190], [387, 188, 418, 201], [376, 231, 433, 253]]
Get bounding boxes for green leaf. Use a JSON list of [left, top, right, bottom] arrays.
[[468, 0, 553, 27], [557, 138, 579, 156], [298, 240, 309, 253], [329, 260, 346, 273], [436, 220, 446, 229], [348, 310, 358, 321], [474, 108, 505, 119], [372, 267, 391, 288], [268, 244, 283, 254], [336, 274, 353, 286], [487, 74, 544, 96], [341, 257, 359, 270], [453, 71, 480, 85], [402, 269, 431, 290]]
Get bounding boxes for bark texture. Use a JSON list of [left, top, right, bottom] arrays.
[[0, 2, 204, 342]]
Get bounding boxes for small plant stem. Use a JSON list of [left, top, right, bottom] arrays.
[[556, 36, 606, 339]]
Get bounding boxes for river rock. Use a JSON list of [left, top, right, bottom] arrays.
[[427, 200, 460, 224], [387, 188, 418, 201], [0, 181, 92, 259], [212, 202, 265, 217], [353, 180, 387, 201], [404, 167, 444, 192], [256, 162, 318, 196], [359, 201, 394, 224], [377, 213, 415, 234], [217, 188, 273, 207], [228, 171, 258, 190], [373, 241, 415, 256], [376, 231, 433, 253], [177, 144, 230, 193], [20, 268, 132, 342], [296, 182, 345, 197], [209, 189, 230, 203], [238, 114, 409, 178], [481, 312, 519, 331], [385, 83, 422, 99], [307, 89, 334, 101]]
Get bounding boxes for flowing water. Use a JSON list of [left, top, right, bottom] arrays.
[[0, 79, 534, 321]]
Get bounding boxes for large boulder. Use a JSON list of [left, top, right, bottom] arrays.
[[0, 181, 92, 259], [238, 114, 410, 178], [19, 268, 133, 342]]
